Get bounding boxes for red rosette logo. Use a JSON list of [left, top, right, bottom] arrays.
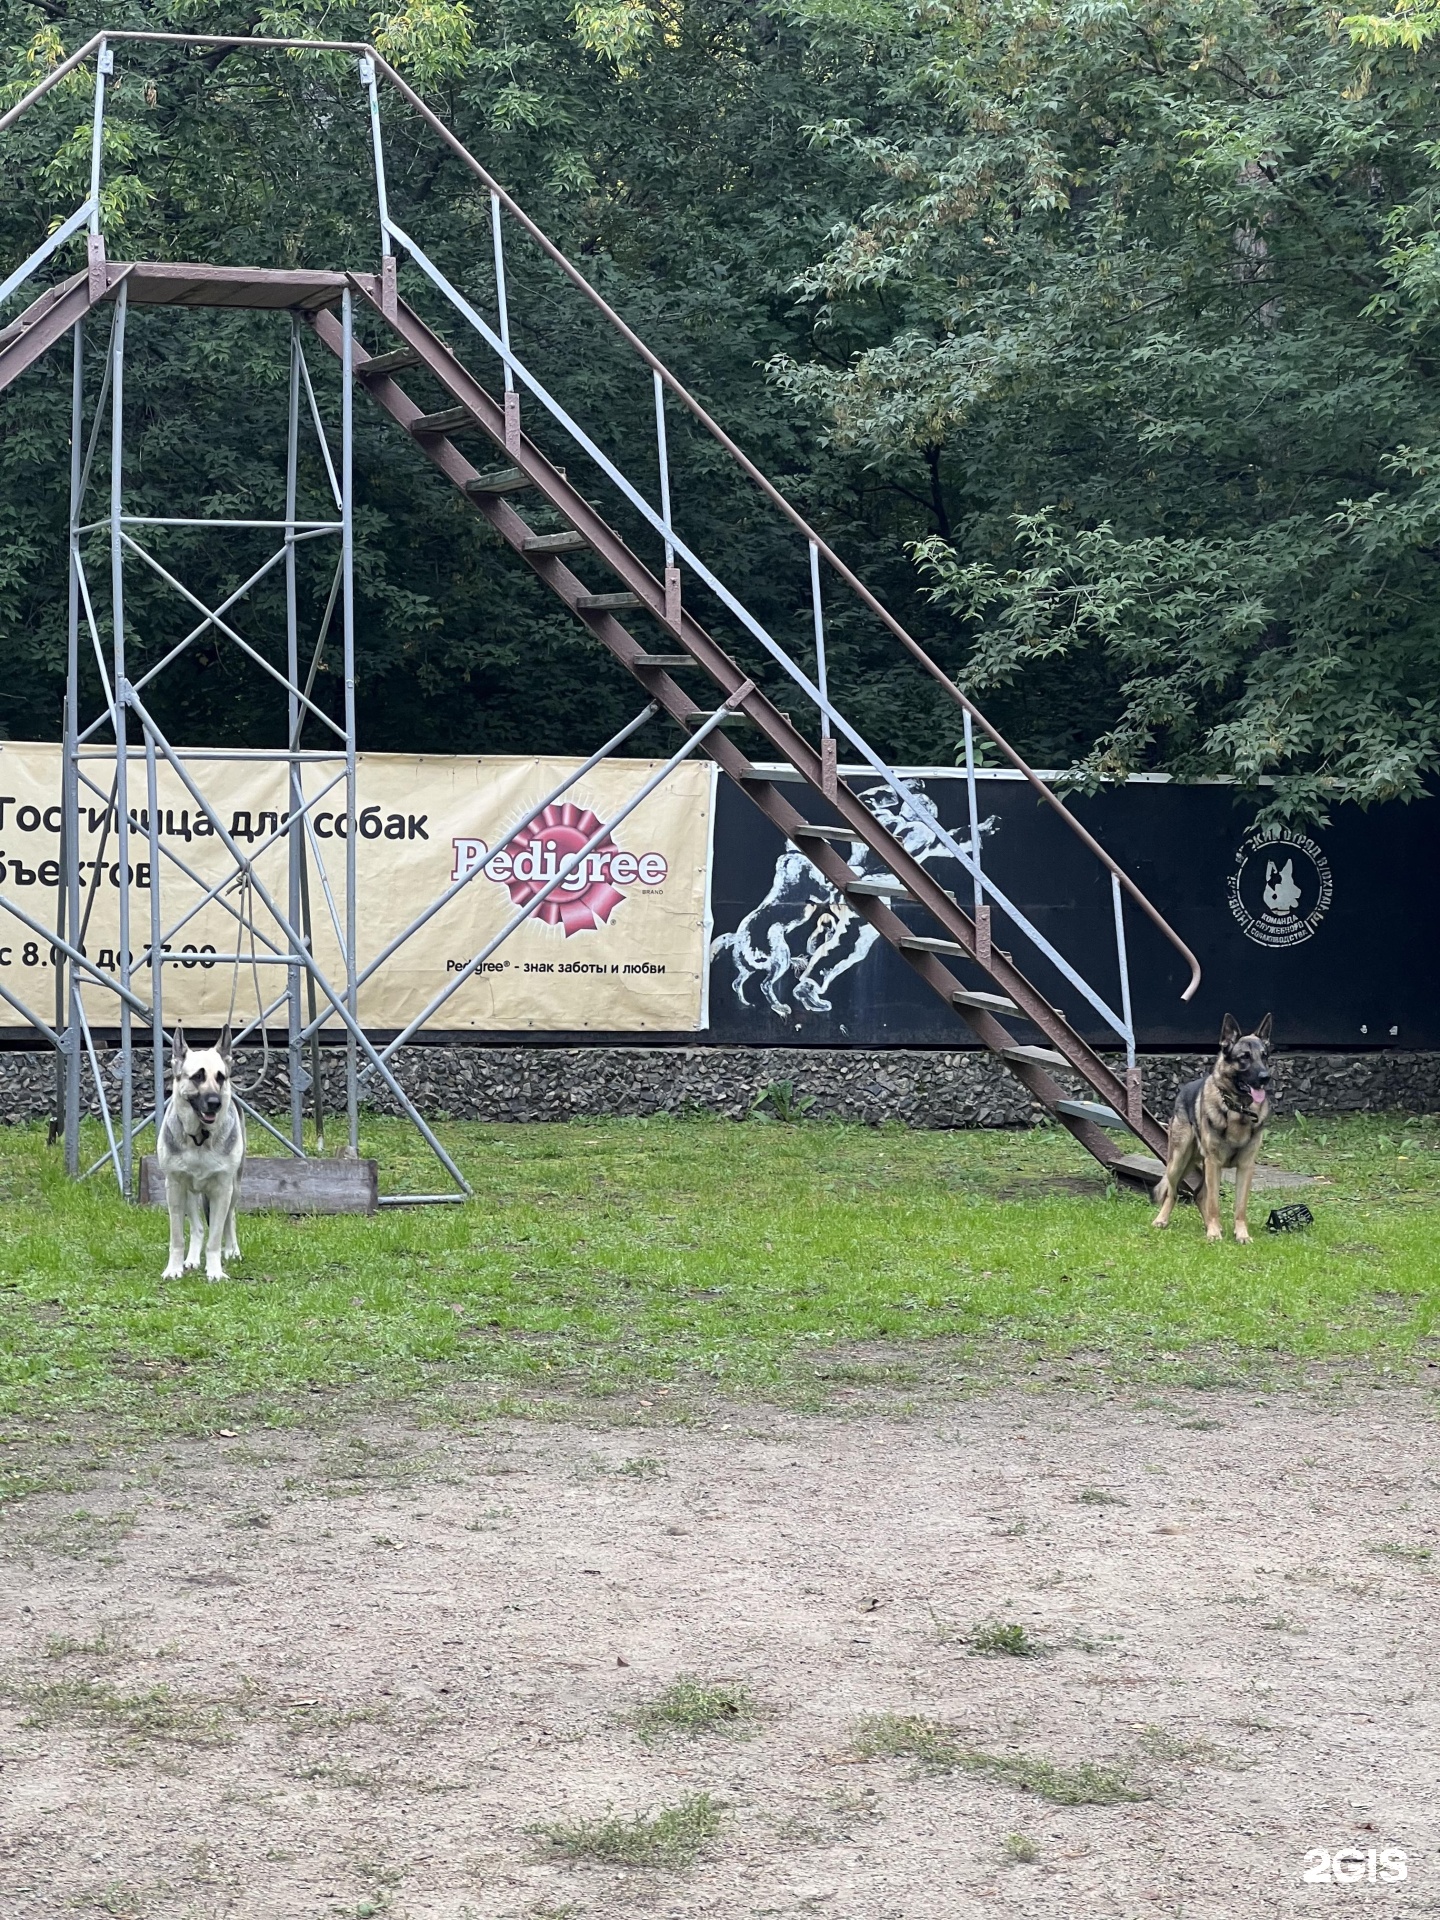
[[505, 804, 623, 935], [450, 803, 670, 935]]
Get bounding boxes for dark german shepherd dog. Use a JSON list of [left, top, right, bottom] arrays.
[[1152, 1014, 1273, 1243]]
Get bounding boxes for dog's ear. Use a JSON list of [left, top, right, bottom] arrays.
[[216, 1023, 233, 1065], [1219, 1012, 1240, 1049], [1255, 1012, 1273, 1044], [170, 1024, 186, 1064]]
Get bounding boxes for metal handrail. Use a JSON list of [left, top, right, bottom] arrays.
[[1, 29, 1201, 1007]]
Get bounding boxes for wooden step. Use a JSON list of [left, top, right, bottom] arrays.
[[1112, 1153, 1163, 1184], [791, 823, 868, 842], [466, 467, 532, 495], [1055, 1098, 1126, 1130], [999, 1045, 1069, 1069], [576, 591, 641, 612], [359, 345, 422, 377], [632, 655, 699, 669], [952, 988, 1019, 1016], [523, 529, 588, 553], [411, 405, 479, 435]]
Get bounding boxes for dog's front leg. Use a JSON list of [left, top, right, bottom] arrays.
[[184, 1190, 205, 1271], [163, 1178, 188, 1279], [221, 1185, 241, 1263], [1202, 1157, 1224, 1243], [204, 1178, 232, 1282], [1233, 1156, 1257, 1244], [1151, 1134, 1190, 1229]]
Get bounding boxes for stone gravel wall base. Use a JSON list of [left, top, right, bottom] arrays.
[[1, 1044, 1437, 1130]]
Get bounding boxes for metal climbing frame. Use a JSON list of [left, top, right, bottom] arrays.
[[0, 32, 1203, 1192]]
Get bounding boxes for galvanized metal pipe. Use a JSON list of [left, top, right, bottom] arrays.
[[297, 349, 343, 510], [73, 550, 117, 714], [63, 315, 84, 1174], [87, 41, 109, 230], [0, 978, 64, 1050], [143, 724, 165, 1133], [963, 709, 983, 919], [0, 199, 94, 309], [1112, 871, 1136, 1074], [285, 319, 307, 1150], [71, 760, 312, 958], [490, 193, 514, 397], [147, 767, 346, 952], [340, 287, 359, 1156], [75, 998, 124, 1193], [361, 58, 391, 260], [108, 282, 134, 1192], [82, 538, 306, 736], [78, 516, 340, 532], [0, 898, 151, 1019], [654, 372, 674, 571], [808, 540, 829, 741]]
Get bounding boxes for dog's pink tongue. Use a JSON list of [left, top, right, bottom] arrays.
[[1249, 1086, 1266, 1105]]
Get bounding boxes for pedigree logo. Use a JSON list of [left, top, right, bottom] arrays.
[[451, 802, 668, 936]]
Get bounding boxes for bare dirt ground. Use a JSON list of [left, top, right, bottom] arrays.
[[0, 1386, 1435, 1919]]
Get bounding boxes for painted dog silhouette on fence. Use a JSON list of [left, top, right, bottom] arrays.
[[711, 781, 997, 1018]]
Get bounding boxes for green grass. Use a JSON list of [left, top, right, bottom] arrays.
[[852, 1713, 1144, 1805], [534, 1793, 723, 1868], [965, 1620, 1044, 1657], [3, 1675, 232, 1748], [629, 1676, 762, 1740], [854, 1712, 964, 1771], [0, 1111, 1437, 1427]]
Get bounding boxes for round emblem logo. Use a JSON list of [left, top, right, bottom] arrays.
[[498, 803, 627, 935], [1227, 826, 1332, 949], [449, 803, 670, 937]]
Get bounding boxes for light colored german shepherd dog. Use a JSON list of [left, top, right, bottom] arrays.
[[1152, 1014, 1272, 1243], [157, 1026, 245, 1281]]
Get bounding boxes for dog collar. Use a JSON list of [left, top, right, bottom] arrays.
[[1228, 1091, 1265, 1117]]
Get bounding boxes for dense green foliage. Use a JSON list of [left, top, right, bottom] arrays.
[[3, 1, 1440, 811], [776, 0, 1440, 814]]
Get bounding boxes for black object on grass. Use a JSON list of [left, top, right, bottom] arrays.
[[1267, 1202, 1314, 1233]]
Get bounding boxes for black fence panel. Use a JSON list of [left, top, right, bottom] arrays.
[[706, 772, 1438, 1051]]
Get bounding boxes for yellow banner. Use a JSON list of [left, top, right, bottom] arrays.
[[0, 744, 716, 1032]]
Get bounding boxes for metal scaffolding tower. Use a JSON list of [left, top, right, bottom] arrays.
[[0, 32, 1202, 1201]]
